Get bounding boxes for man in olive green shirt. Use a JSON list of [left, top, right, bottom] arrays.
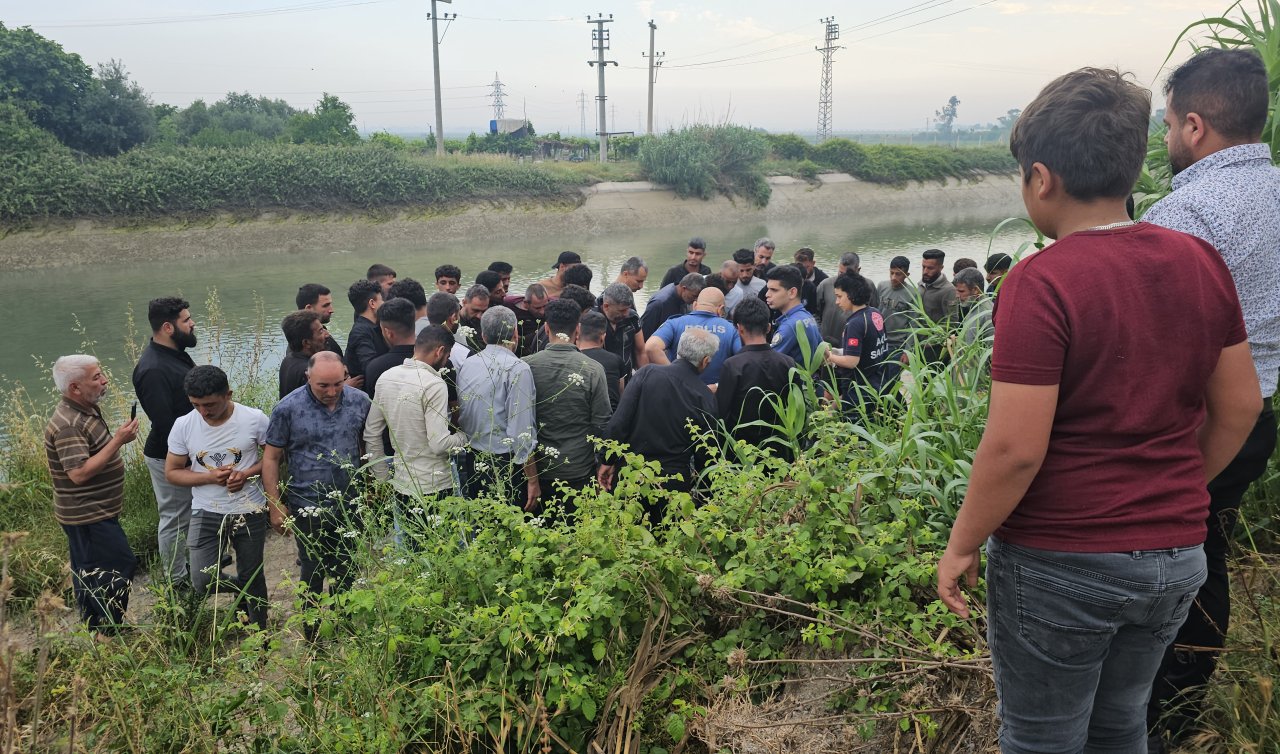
[[523, 298, 612, 521]]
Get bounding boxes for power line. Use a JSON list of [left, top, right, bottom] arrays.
[[850, 0, 999, 44]]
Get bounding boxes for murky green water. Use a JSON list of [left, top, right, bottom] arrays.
[[0, 207, 1034, 391]]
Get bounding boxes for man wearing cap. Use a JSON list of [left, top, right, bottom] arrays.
[[537, 252, 582, 299], [876, 256, 919, 363], [659, 238, 712, 288], [984, 253, 1013, 294]]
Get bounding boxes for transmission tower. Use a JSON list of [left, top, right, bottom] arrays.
[[587, 13, 617, 163], [816, 16, 841, 143], [490, 72, 506, 120], [578, 90, 588, 136]]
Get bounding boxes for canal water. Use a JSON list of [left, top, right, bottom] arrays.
[[0, 207, 1035, 391]]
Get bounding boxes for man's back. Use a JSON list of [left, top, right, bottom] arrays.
[[524, 344, 612, 481], [582, 347, 623, 408], [716, 345, 797, 451], [640, 284, 685, 339], [1144, 143, 1280, 399], [992, 224, 1246, 552], [605, 361, 716, 470], [364, 361, 463, 495], [652, 310, 741, 384]]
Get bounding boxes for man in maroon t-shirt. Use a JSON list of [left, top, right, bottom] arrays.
[[935, 68, 1261, 753]]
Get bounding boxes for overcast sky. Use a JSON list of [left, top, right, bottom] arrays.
[[2, 0, 1228, 137]]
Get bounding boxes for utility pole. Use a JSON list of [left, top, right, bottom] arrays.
[[642, 19, 665, 136], [816, 16, 841, 143], [490, 71, 506, 120], [578, 90, 588, 137], [427, 0, 455, 156], [587, 13, 617, 163], [611, 102, 617, 133]]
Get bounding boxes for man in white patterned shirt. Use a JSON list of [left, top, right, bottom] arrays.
[[1143, 48, 1280, 752]]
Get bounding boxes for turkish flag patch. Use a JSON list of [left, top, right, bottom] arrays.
[[846, 337, 860, 347]]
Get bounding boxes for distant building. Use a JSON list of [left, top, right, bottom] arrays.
[[489, 119, 532, 137]]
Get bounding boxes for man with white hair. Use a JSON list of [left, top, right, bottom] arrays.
[[598, 328, 719, 523], [45, 355, 140, 634]]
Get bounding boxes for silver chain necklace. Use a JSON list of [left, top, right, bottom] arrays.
[[1085, 220, 1138, 232]]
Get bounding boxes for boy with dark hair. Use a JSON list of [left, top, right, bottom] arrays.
[[364, 297, 419, 398], [388, 278, 428, 317], [562, 264, 594, 290], [475, 270, 508, 308], [826, 274, 890, 419], [578, 310, 624, 409], [165, 365, 271, 629], [366, 264, 397, 297], [936, 67, 1261, 753], [279, 310, 328, 398], [487, 261, 513, 290], [1145, 48, 1280, 750], [434, 264, 462, 295], [132, 296, 198, 586], [344, 279, 387, 391], [659, 237, 712, 288], [951, 257, 977, 275], [763, 266, 821, 366], [559, 284, 597, 315]]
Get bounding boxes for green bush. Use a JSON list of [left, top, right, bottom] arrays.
[[638, 124, 771, 205]]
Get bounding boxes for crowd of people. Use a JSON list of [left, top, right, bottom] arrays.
[[38, 48, 1278, 754]]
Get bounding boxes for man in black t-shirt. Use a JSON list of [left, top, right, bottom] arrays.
[[599, 283, 647, 380], [716, 297, 800, 459], [658, 237, 712, 288], [579, 311, 624, 409], [825, 275, 891, 419]]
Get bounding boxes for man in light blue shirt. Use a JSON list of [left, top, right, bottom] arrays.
[[457, 307, 540, 510], [764, 266, 823, 367], [1143, 48, 1280, 752], [644, 288, 742, 385]]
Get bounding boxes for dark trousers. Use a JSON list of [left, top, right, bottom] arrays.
[[62, 518, 137, 632], [188, 508, 269, 629], [458, 450, 523, 508], [541, 475, 593, 526], [1148, 405, 1278, 741], [288, 501, 361, 601]]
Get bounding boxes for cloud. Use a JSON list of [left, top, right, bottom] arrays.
[[999, 3, 1030, 13], [1044, 3, 1133, 15]]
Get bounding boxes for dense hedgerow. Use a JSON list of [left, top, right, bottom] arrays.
[[0, 139, 584, 228], [766, 132, 1019, 185]]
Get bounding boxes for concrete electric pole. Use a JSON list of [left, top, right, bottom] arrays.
[[816, 16, 841, 143], [587, 13, 617, 163], [578, 90, 588, 137], [428, 0, 455, 156], [642, 20, 665, 136]]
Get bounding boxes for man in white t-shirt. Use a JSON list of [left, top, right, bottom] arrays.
[[165, 365, 272, 629]]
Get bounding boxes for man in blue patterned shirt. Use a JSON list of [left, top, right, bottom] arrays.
[[1144, 48, 1280, 751]]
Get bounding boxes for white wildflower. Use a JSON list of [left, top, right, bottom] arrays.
[[342, 529, 360, 539], [500, 437, 514, 446], [555, 332, 571, 342], [409, 507, 424, 516], [325, 490, 343, 500], [567, 372, 586, 388], [360, 453, 372, 461]]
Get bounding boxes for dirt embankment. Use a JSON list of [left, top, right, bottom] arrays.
[[0, 174, 1023, 269]]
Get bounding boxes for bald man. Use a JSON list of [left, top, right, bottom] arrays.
[[644, 287, 743, 385]]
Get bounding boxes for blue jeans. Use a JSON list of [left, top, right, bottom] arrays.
[[986, 537, 1206, 754]]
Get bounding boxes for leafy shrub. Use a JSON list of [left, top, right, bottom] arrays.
[[766, 132, 812, 161], [796, 159, 821, 179], [638, 124, 771, 205]]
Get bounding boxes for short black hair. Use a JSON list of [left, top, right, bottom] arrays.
[[732, 247, 754, 265], [544, 298, 582, 338], [833, 274, 873, 307], [705, 273, 731, 295], [765, 265, 802, 294], [487, 261, 513, 275], [415, 324, 454, 354], [387, 278, 427, 309], [794, 247, 815, 263], [732, 296, 772, 335], [366, 263, 396, 280], [435, 264, 461, 282], [578, 309, 608, 342], [347, 279, 381, 313], [688, 237, 706, 251], [952, 258, 977, 274], [281, 310, 322, 352], [377, 297, 417, 337], [296, 283, 330, 310], [476, 269, 503, 292], [984, 253, 1013, 274], [560, 284, 597, 313], [183, 364, 230, 398], [1010, 67, 1150, 200], [922, 249, 946, 263], [147, 296, 190, 333], [426, 292, 460, 325], [1166, 48, 1268, 141], [562, 264, 594, 289]]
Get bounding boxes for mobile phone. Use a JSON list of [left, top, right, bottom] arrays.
[[130, 402, 137, 421]]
